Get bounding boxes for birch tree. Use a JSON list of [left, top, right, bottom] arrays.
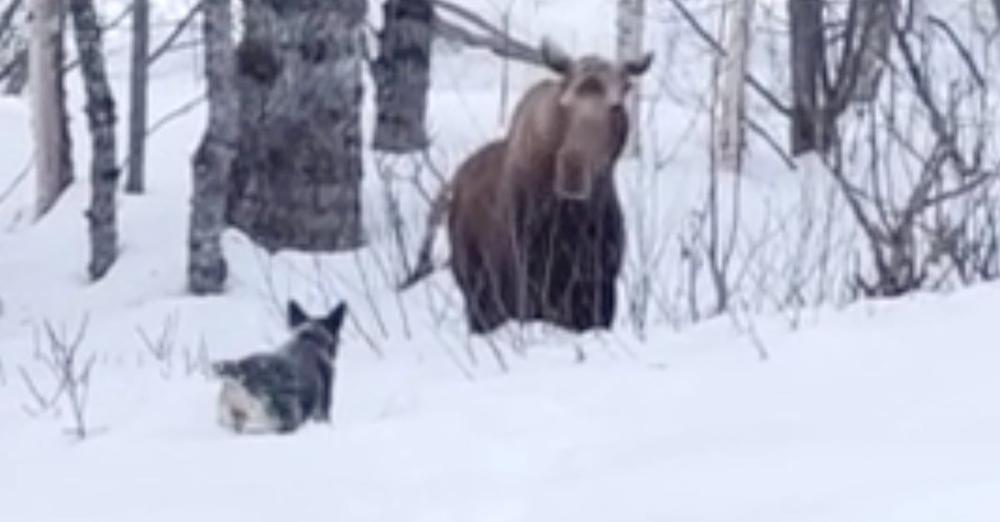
[[372, 0, 433, 152], [188, 0, 236, 294], [29, 0, 72, 219], [227, 0, 367, 252], [616, 0, 644, 157], [716, 0, 755, 172], [68, 0, 119, 280]]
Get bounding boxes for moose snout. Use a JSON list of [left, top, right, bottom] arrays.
[[555, 152, 595, 200]]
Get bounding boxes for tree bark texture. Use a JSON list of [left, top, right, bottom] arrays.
[[1, 0, 28, 94], [227, 0, 367, 252], [851, 0, 895, 103], [788, 0, 827, 156], [189, 0, 237, 295], [125, 0, 149, 193], [29, 0, 72, 219], [68, 0, 119, 280], [372, 0, 432, 152], [716, 0, 754, 172], [616, 0, 644, 157]]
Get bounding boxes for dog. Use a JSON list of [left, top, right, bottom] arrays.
[[212, 299, 347, 434]]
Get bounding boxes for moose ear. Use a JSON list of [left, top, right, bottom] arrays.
[[540, 37, 572, 76], [321, 302, 348, 337], [287, 300, 309, 328], [623, 52, 654, 76]]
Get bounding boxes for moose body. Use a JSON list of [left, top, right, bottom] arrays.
[[447, 40, 652, 334]]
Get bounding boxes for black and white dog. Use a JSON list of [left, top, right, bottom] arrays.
[[212, 300, 347, 434]]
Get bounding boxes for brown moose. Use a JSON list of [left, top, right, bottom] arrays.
[[407, 39, 653, 335]]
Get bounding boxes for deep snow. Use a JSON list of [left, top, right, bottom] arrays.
[[1, 1, 998, 520]]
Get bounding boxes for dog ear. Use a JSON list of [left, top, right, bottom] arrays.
[[212, 360, 237, 378], [287, 300, 309, 328], [321, 301, 348, 337]]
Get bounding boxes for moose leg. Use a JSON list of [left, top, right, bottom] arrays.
[[455, 249, 508, 334], [468, 285, 507, 334], [596, 277, 617, 328], [557, 277, 615, 331]]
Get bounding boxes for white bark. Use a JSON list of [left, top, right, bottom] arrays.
[[616, 0, 644, 158], [716, 0, 755, 173], [69, 0, 120, 280], [188, 0, 236, 294], [29, 0, 70, 218]]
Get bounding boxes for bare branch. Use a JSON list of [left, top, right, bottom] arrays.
[[664, 0, 791, 117], [0, 0, 22, 39], [927, 15, 985, 89], [147, 0, 203, 67], [432, 2, 542, 65]]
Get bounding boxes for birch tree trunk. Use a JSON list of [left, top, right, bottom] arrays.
[[125, 0, 149, 193], [29, 0, 72, 219], [372, 0, 432, 152], [188, 0, 236, 294], [68, 0, 119, 280], [616, 0, 644, 158], [716, 0, 754, 173], [227, 0, 367, 252]]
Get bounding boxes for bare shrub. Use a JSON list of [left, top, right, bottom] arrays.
[[822, 10, 1000, 298], [135, 312, 179, 378], [182, 335, 212, 378], [18, 316, 97, 440]]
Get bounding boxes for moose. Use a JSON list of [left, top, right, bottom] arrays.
[[404, 38, 653, 335]]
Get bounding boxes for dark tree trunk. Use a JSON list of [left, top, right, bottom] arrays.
[[125, 0, 149, 194], [227, 0, 367, 252], [788, 0, 828, 156], [189, 0, 237, 295], [68, 0, 119, 280], [372, 0, 432, 152]]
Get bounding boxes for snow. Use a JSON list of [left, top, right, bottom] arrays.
[[1, 1, 999, 521]]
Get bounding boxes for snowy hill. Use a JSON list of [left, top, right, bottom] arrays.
[[1, 0, 999, 520]]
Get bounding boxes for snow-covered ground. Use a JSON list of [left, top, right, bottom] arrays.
[[1, 1, 998, 520]]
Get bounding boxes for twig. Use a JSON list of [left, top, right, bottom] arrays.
[[927, 16, 985, 89], [664, 0, 791, 117], [147, 1, 203, 67], [0, 161, 31, 207]]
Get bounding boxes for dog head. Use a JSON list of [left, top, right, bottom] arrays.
[[285, 299, 348, 363]]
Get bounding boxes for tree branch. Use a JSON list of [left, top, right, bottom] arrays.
[[664, 0, 791, 117], [147, 0, 202, 67], [431, 0, 542, 65]]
